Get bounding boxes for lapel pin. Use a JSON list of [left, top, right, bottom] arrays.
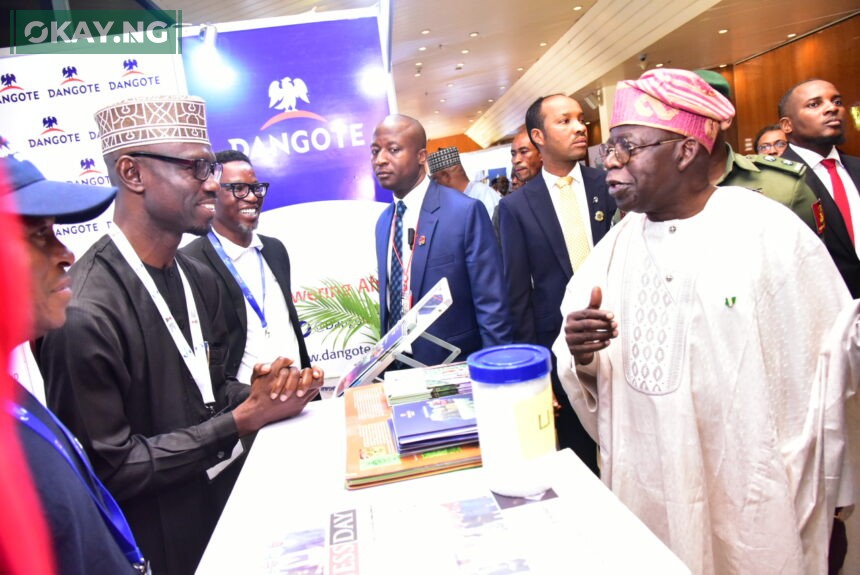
[[724, 296, 736, 308], [592, 196, 598, 204], [594, 211, 605, 222], [418, 235, 426, 246]]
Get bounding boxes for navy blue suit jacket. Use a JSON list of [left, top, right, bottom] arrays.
[[375, 180, 513, 366], [780, 147, 860, 298], [498, 166, 615, 351]]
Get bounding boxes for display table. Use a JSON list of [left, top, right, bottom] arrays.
[[196, 398, 690, 574]]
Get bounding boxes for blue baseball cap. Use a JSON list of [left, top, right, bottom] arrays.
[[1, 153, 117, 224]]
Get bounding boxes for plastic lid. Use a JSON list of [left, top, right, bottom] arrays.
[[467, 344, 551, 384]]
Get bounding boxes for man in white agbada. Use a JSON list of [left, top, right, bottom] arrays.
[[552, 68, 853, 575]]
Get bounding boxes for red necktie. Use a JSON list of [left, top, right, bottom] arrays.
[[821, 158, 854, 245]]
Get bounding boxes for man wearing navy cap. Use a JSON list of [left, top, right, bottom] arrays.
[[1, 148, 143, 574]]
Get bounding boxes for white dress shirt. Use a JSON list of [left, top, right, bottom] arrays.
[[211, 229, 300, 383]]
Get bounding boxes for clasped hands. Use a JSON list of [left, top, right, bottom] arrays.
[[564, 286, 619, 366], [233, 357, 325, 436]]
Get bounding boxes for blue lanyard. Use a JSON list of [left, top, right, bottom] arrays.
[[7, 401, 147, 571], [208, 232, 268, 335]]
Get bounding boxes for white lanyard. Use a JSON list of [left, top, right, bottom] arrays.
[[108, 228, 215, 404]]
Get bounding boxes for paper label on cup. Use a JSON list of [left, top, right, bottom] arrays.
[[515, 384, 555, 459]]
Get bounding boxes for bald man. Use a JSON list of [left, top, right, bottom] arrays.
[[371, 114, 512, 366]]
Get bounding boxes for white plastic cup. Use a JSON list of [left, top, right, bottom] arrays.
[[467, 345, 555, 497]]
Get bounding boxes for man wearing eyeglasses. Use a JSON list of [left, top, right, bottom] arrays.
[[183, 149, 313, 386], [693, 70, 821, 237], [554, 69, 851, 574], [754, 124, 789, 157], [40, 96, 323, 575]]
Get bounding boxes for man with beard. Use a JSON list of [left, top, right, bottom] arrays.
[[510, 125, 543, 187], [498, 95, 615, 474], [779, 79, 860, 297], [183, 150, 314, 383], [555, 68, 851, 574], [40, 96, 323, 575]]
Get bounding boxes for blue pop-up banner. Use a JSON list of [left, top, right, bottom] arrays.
[[182, 14, 391, 209]]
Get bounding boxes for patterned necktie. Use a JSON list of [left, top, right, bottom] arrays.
[[556, 176, 591, 271], [821, 158, 854, 246], [388, 200, 407, 326]]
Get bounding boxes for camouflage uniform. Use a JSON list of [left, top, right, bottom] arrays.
[[717, 144, 821, 235]]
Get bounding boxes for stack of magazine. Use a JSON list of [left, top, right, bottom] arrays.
[[389, 393, 478, 454], [344, 383, 482, 489]]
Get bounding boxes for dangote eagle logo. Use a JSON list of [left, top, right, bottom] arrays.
[[268, 77, 310, 112], [260, 76, 325, 131]]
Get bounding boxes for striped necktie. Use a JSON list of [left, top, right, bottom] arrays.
[[388, 200, 407, 326], [556, 176, 591, 271]]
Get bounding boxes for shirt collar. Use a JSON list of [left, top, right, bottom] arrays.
[[789, 143, 841, 169], [542, 162, 583, 190], [211, 228, 262, 261], [394, 174, 430, 213]]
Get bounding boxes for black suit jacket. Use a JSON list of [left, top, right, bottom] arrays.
[[498, 166, 616, 350], [182, 234, 310, 375], [781, 146, 860, 297]]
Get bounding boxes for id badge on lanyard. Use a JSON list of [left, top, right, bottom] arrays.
[[401, 278, 412, 315]]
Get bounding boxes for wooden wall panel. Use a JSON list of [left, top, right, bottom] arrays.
[[733, 15, 860, 156], [427, 134, 482, 153]]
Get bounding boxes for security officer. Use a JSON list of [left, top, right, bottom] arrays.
[[696, 69, 822, 236]]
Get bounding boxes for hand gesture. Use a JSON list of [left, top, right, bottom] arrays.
[[564, 287, 618, 366]]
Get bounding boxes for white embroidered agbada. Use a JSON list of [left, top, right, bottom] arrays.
[[553, 186, 853, 575]]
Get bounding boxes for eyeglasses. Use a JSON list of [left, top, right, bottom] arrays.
[[220, 182, 270, 199], [604, 137, 685, 166], [126, 152, 222, 182], [756, 140, 788, 154]]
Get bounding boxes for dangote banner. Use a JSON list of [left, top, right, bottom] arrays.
[[182, 9, 391, 382]]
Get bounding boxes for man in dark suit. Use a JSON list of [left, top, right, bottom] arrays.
[[372, 115, 513, 366], [498, 94, 615, 474], [183, 150, 312, 380], [779, 79, 860, 297]]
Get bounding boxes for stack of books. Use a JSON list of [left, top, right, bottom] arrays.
[[383, 362, 472, 405], [344, 383, 482, 489], [389, 394, 478, 454]]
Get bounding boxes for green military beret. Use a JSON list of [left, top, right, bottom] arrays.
[[694, 69, 732, 100]]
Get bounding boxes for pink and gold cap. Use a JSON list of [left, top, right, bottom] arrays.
[[610, 69, 735, 152]]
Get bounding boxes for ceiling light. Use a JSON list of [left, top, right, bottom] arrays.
[[574, 5, 582, 10], [447, 82, 454, 87], [655, 63, 663, 68], [434, 110, 440, 114], [718, 29, 728, 34], [516, 67, 524, 72], [461, 49, 470, 54], [488, 99, 494, 103], [477, 110, 483, 115], [421, 29, 430, 35], [415, 62, 423, 66], [719, 64, 727, 68], [585, 121, 591, 125], [418, 46, 427, 51], [499, 86, 506, 91], [455, 63, 464, 70], [787, 33, 797, 38], [414, 71, 421, 77], [469, 119, 473, 123], [539, 42, 548, 47], [469, 31, 479, 37]]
